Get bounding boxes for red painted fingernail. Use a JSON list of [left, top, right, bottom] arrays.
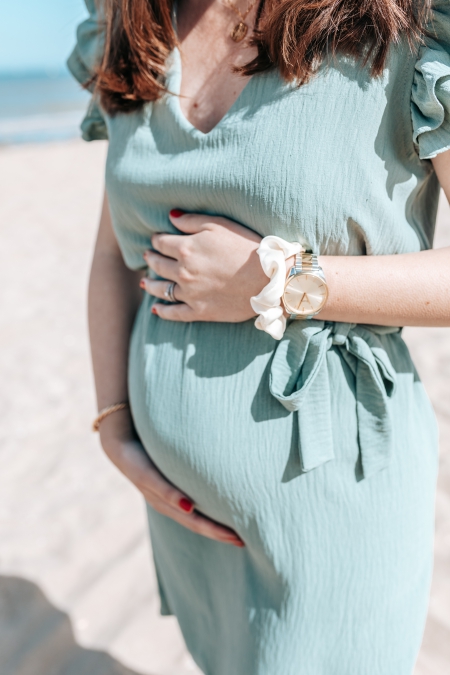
[[151, 306, 158, 315], [179, 498, 193, 512], [140, 279, 146, 289], [170, 209, 185, 218]]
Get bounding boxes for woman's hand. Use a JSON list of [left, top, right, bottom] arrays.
[[141, 210, 267, 322], [99, 410, 244, 547]]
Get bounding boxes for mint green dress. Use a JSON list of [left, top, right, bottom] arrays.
[[69, 2, 449, 673]]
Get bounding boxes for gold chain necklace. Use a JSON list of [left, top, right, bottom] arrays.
[[222, 0, 258, 42]]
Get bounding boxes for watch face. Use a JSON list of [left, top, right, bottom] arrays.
[[283, 273, 328, 316]]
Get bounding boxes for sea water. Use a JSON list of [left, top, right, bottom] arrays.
[[0, 70, 91, 145]]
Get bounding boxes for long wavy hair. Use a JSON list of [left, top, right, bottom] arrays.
[[93, 0, 431, 114]]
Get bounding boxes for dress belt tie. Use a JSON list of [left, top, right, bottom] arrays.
[[269, 321, 399, 479]]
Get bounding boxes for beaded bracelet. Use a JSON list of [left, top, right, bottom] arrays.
[[92, 401, 129, 432]]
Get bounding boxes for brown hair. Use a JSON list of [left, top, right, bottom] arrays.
[[94, 0, 431, 115]]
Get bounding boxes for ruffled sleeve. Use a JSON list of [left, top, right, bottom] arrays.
[[66, 0, 108, 141], [411, 0, 450, 159]]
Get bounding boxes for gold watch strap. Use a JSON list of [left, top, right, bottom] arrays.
[[293, 252, 320, 273]]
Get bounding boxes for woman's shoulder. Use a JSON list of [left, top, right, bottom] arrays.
[[67, 0, 104, 90], [66, 0, 107, 142], [411, 0, 450, 159]]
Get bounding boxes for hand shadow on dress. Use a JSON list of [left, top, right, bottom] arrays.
[[184, 320, 276, 378]]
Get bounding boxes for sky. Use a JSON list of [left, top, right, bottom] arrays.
[[0, 0, 89, 74]]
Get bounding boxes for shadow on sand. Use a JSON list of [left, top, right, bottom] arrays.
[[0, 575, 146, 675]]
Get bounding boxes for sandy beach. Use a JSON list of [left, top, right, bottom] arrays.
[[0, 138, 449, 675]]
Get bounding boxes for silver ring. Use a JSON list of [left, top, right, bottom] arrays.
[[164, 281, 177, 303]]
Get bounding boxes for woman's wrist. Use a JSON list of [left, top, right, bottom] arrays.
[[260, 251, 330, 324], [99, 406, 137, 454]]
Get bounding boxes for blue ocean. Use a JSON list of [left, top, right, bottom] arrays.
[[0, 70, 91, 145]]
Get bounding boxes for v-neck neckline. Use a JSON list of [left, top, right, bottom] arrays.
[[166, 46, 255, 139]]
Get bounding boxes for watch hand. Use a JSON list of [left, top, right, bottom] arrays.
[[297, 292, 313, 310]]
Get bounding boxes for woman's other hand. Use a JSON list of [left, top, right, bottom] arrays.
[[141, 210, 267, 322], [99, 409, 244, 547]]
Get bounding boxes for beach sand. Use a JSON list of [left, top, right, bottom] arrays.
[[0, 138, 449, 675]]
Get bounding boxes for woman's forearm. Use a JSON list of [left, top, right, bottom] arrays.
[[317, 246, 450, 327], [88, 193, 143, 412]]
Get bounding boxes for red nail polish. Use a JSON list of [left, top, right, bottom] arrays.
[[140, 279, 146, 289], [151, 306, 158, 315], [170, 209, 185, 218], [179, 498, 193, 512]]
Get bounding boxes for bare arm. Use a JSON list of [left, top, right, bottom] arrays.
[[89, 191, 243, 547], [89, 191, 143, 415], [318, 251, 450, 327]]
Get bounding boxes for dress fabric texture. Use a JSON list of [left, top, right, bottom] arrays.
[[69, 2, 450, 673]]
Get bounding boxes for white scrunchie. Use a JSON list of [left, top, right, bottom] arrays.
[[250, 236, 304, 340]]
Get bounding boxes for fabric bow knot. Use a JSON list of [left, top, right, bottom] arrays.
[[269, 321, 399, 479]]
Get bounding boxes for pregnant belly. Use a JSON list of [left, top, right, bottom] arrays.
[[128, 296, 298, 524], [128, 297, 439, 550]]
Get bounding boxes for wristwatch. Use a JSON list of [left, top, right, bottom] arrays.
[[282, 252, 328, 319]]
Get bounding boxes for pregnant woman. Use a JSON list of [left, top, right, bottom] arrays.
[[69, 0, 450, 673]]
